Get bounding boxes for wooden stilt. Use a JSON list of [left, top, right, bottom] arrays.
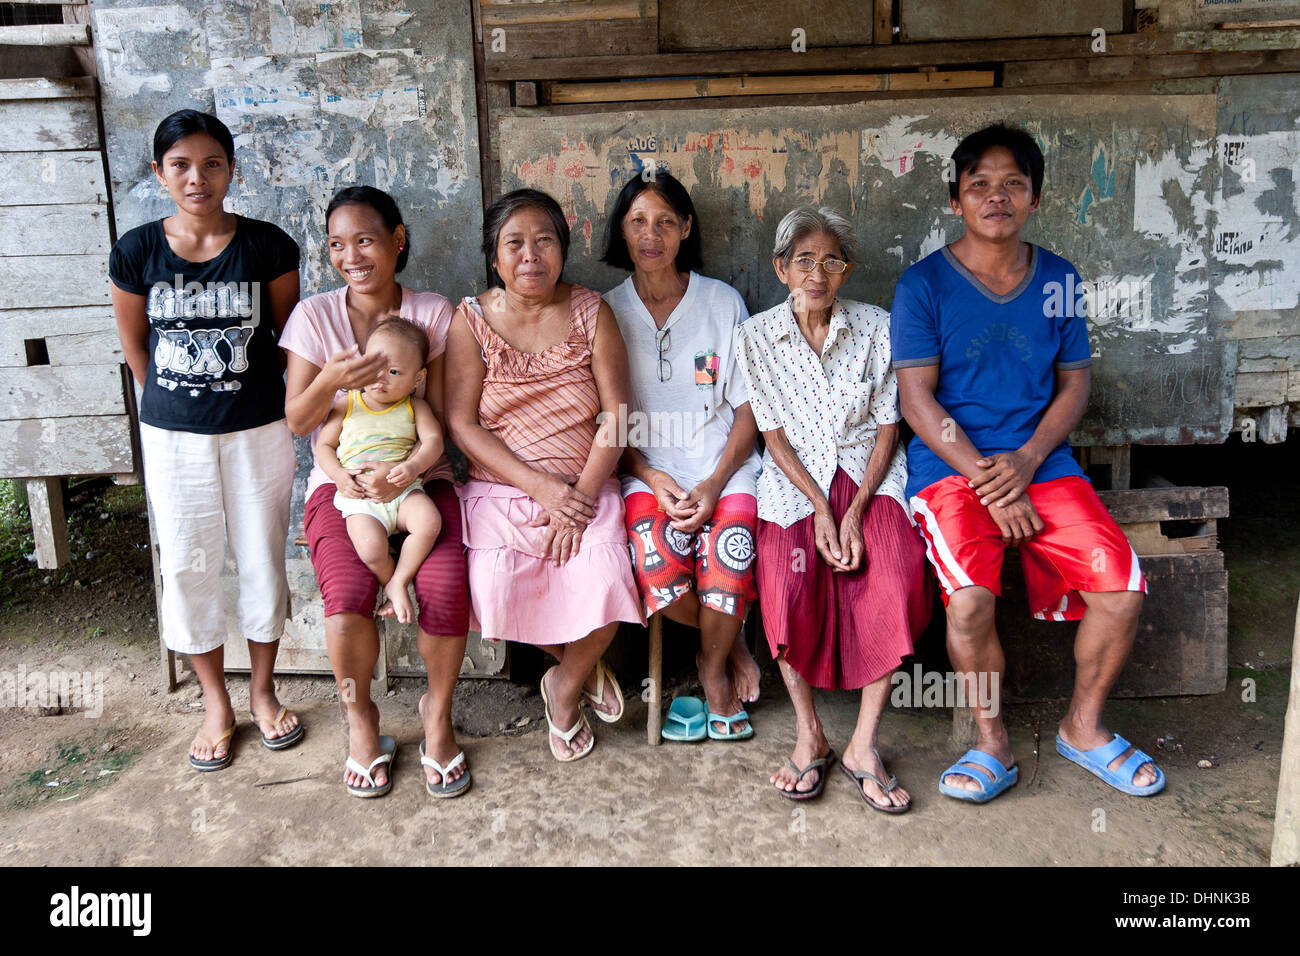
[[1270, 594, 1300, 865], [647, 613, 662, 745], [26, 477, 69, 568]]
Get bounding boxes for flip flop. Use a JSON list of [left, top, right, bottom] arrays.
[[841, 759, 910, 814], [249, 707, 305, 751], [705, 704, 754, 741], [582, 659, 625, 724], [541, 667, 595, 762], [775, 748, 837, 801], [345, 735, 396, 798], [189, 720, 236, 772], [661, 696, 707, 742], [1055, 733, 1165, 796], [419, 740, 472, 799], [938, 749, 1018, 803]]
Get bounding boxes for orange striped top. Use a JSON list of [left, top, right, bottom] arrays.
[[459, 285, 602, 483]]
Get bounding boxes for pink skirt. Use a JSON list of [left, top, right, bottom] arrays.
[[458, 478, 645, 644], [756, 469, 931, 690]]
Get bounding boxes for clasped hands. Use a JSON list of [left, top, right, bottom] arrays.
[[969, 448, 1045, 543]]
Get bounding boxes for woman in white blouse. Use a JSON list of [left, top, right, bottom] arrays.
[[736, 207, 930, 811], [603, 171, 763, 740]]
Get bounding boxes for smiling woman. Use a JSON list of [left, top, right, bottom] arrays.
[[107, 109, 304, 774], [279, 184, 472, 799], [446, 187, 643, 764]]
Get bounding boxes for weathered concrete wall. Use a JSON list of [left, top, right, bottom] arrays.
[[498, 93, 1248, 446], [92, 0, 484, 300]]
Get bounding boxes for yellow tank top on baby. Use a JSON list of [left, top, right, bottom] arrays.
[[337, 390, 415, 469]]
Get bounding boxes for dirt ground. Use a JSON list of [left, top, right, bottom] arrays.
[[0, 444, 1294, 866]]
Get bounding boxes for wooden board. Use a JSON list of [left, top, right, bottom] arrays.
[[0, 24, 91, 46], [0, 77, 96, 100], [0, 97, 99, 151], [658, 0, 873, 52], [0, 151, 109, 206], [999, 551, 1228, 700], [0, 204, 111, 256], [0, 364, 126, 421], [0, 414, 135, 476], [481, 0, 657, 59], [0, 255, 109, 309], [1095, 486, 1229, 524], [547, 69, 993, 103], [899, 0, 1123, 42], [44, 329, 124, 367], [0, 305, 117, 367]]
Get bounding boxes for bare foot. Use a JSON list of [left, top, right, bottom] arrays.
[[343, 701, 388, 791], [385, 580, 415, 625], [418, 692, 465, 788], [770, 724, 830, 795], [697, 652, 749, 736], [1058, 722, 1160, 789], [843, 745, 910, 810], [543, 667, 592, 759], [728, 633, 761, 703], [190, 697, 236, 762]]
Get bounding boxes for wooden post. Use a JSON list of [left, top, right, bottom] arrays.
[[647, 613, 662, 745], [1270, 594, 1300, 865], [145, 499, 176, 691], [951, 705, 978, 751], [25, 477, 69, 568]]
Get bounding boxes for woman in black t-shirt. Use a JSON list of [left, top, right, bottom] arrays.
[[109, 110, 304, 771]]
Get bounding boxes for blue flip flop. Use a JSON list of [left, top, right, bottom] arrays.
[[706, 705, 754, 741], [938, 749, 1019, 803], [661, 696, 707, 742], [1056, 733, 1166, 796]]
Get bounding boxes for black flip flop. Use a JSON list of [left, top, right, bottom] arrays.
[[250, 707, 305, 751], [776, 747, 837, 801], [841, 761, 910, 814]]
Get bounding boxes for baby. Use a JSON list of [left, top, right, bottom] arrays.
[[315, 316, 444, 624]]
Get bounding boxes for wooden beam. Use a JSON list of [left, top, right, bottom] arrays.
[[873, 0, 893, 44], [0, 414, 135, 476], [26, 476, 69, 569], [484, 28, 1300, 80], [0, 151, 108, 207], [480, 0, 653, 25], [0, 364, 127, 421], [1003, 48, 1300, 86], [0, 97, 99, 151], [1271, 594, 1300, 866], [548, 69, 993, 103], [0, 255, 109, 310], [0, 23, 91, 46], [0, 77, 96, 100], [1095, 486, 1229, 524], [0, 204, 110, 257]]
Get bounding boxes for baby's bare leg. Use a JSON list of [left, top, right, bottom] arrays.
[[387, 492, 442, 625], [346, 514, 395, 585]]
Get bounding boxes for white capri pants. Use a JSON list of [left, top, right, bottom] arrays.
[[140, 419, 295, 655]]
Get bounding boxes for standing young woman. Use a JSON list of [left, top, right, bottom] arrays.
[[109, 109, 304, 771]]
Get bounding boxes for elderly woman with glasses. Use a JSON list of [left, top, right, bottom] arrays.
[[736, 207, 930, 812], [446, 188, 643, 763], [601, 170, 763, 741]]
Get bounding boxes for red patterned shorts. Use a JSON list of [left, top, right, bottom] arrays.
[[623, 491, 758, 620]]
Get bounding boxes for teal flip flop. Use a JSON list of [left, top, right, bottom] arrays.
[[706, 705, 754, 741], [1056, 733, 1165, 796], [938, 749, 1018, 803], [661, 696, 707, 742]]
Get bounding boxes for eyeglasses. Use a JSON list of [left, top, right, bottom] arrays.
[[657, 327, 671, 382], [792, 256, 848, 274]]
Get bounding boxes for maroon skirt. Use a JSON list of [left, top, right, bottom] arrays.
[[756, 469, 930, 690]]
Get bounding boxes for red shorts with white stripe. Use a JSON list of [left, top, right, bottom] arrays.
[[909, 474, 1145, 621]]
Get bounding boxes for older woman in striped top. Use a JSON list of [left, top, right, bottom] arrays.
[[446, 188, 644, 762]]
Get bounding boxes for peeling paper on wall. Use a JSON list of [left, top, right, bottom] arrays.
[[93, 6, 201, 97]]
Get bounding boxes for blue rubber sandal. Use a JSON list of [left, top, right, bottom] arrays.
[[938, 749, 1019, 803], [706, 705, 754, 741], [1056, 733, 1165, 796], [661, 696, 707, 742]]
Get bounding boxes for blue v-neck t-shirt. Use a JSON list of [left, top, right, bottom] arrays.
[[889, 244, 1093, 500]]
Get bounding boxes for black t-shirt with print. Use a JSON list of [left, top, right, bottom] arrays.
[[109, 216, 300, 434]]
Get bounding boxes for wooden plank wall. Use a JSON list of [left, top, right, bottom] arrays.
[[0, 66, 135, 568]]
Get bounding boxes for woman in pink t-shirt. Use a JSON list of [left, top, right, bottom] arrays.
[[281, 186, 471, 799]]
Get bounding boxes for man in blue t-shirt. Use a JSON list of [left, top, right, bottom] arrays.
[[891, 124, 1162, 803]]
